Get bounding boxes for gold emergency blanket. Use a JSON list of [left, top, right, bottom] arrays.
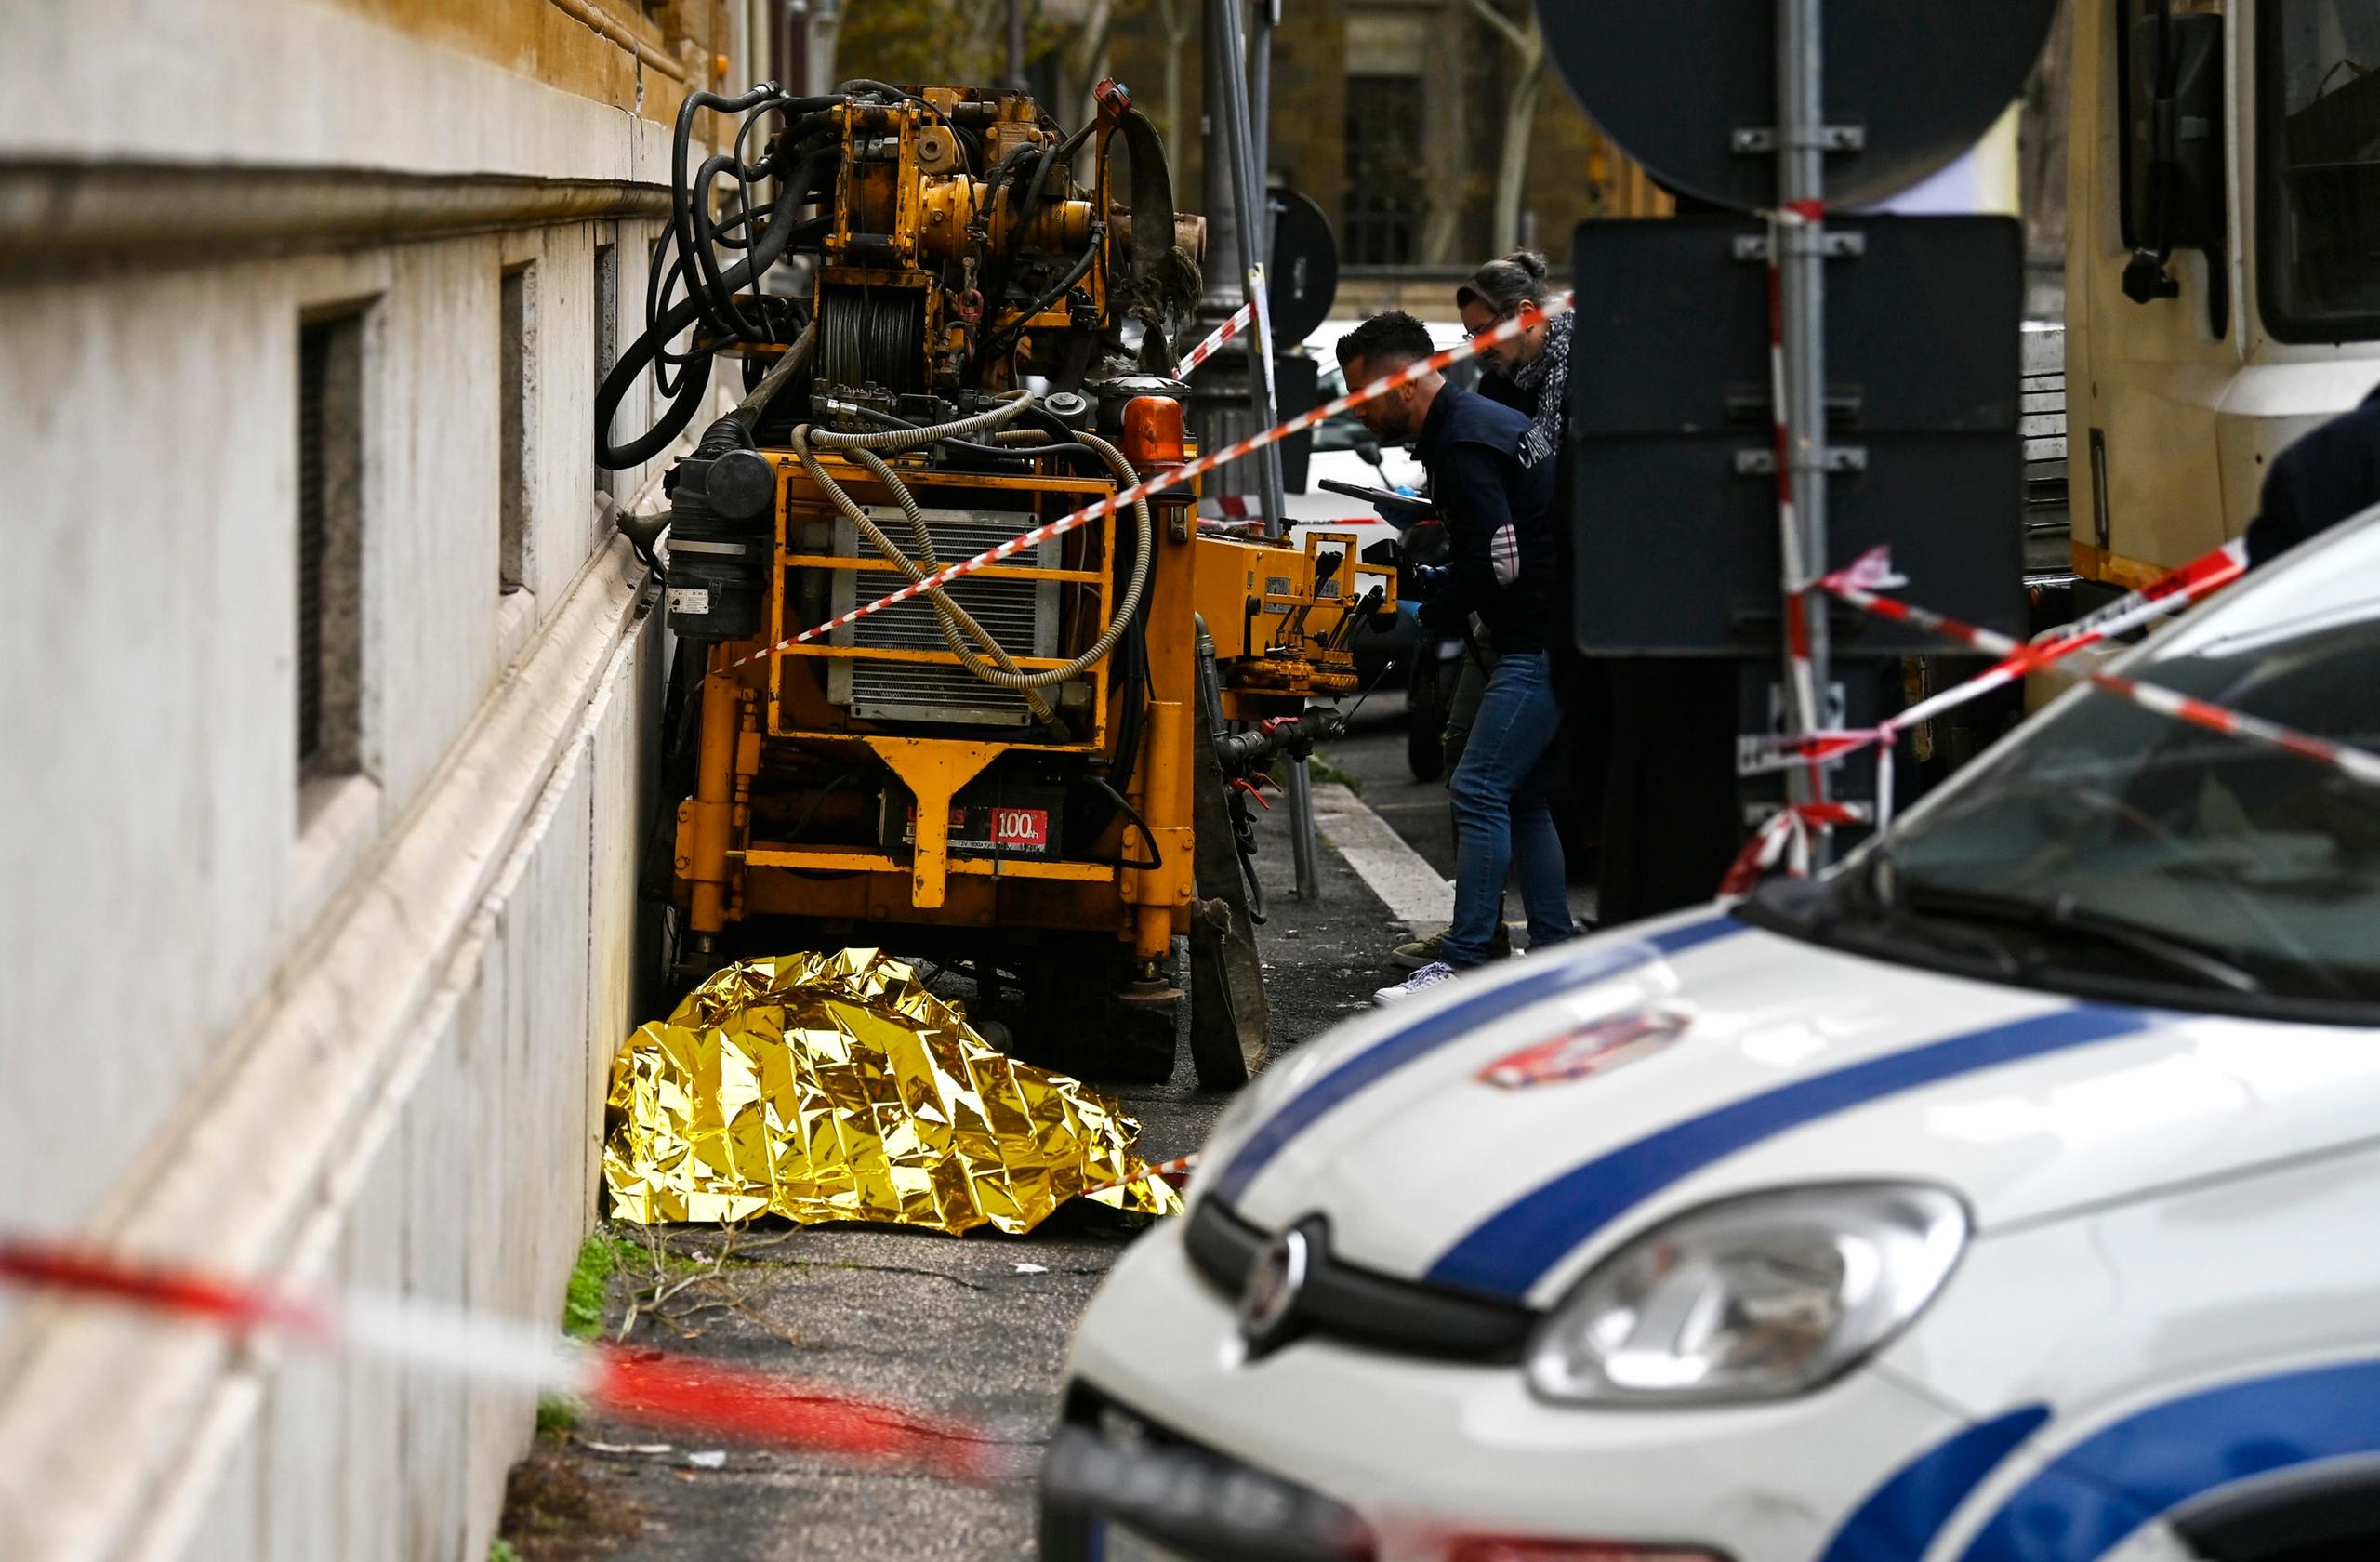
[[602, 949, 1183, 1233]]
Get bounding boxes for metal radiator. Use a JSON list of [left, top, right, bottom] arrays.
[[827, 506, 1062, 727]]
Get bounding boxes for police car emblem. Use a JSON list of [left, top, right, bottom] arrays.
[[1236, 1224, 1311, 1354]]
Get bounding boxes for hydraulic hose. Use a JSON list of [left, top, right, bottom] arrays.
[[727, 322, 816, 432], [825, 404, 1102, 470], [972, 225, 1104, 377], [599, 144, 840, 469], [793, 396, 1156, 699], [791, 394, 1062, 724], [806, 405, 1153, 688], [672, 84, 788, 340], [671, 90, 841, 332], [835, 441, 1066, 728]]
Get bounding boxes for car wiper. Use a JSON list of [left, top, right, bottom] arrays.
[[1804, 849, 2028, 979], [1897, 883, 2266, 996]]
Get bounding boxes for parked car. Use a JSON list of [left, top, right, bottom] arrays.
[[1042, 510, 2380, 1562], [1279, 317, 1479, 527]]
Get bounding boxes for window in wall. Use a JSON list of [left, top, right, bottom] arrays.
[[1344, 75, 1426, 266], [500, 262, 536, 593], [298, 310, 366, 788], [593, 240, 618, 497]]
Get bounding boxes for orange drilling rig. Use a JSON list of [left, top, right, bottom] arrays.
[[598, 79, 1393, 1086]]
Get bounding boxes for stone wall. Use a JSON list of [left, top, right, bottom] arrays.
[[0, 1, 754, 1555]]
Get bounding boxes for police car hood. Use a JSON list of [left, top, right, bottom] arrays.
[[1195, 910, 2380, 1308]]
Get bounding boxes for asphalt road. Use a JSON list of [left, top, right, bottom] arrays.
[[504, 739, 1434, 1562]]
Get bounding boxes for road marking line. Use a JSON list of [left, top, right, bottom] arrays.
[[1310, 782, 1453, 924]]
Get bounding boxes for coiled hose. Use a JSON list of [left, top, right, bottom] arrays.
[[790, 395, 1155, 728]]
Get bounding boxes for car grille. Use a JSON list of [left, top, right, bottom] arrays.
[[1184, 1198, 1537, 1362], [1044, 1384, 1377, 1562]]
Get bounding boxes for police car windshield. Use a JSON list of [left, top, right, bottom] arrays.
[[1850, 511, 2380, 1013]]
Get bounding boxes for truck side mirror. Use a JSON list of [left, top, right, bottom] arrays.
[[2122, 3, 2228, 308]]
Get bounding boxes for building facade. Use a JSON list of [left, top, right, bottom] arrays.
[[1103, 0, 1672, 298], [0, 2, 755, 1555]]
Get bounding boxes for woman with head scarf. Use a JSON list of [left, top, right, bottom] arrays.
[[1457, 250, 1575, 470]]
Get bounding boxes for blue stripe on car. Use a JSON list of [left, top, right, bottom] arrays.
[[1424, 1002, 2156, 1299], [1817, 1406, 2049, 1562], [1207, 915, 1745, 1206], [1958, 1357, 2380, 1561]]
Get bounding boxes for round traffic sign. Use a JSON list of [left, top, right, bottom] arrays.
[[1266, 188, 1340, 348], [1536, 0, 2061, 211]]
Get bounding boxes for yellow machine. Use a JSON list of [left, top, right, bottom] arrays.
[[2065, 0, 2380, 590], [598, 80, 1393, 1086]]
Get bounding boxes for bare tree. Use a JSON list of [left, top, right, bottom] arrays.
[[1055, 0, 1125, 126], [2020, 0, 2073, 266], [1150, 0, 1196, 179], [1463, 0, 1545, 257], [838, 0, 1001, 83]]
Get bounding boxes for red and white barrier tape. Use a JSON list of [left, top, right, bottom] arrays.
[[1176, 300, 1254, 378], [1807, 542, 2380, 789], [1249, 264, 1282, 435], [1080, 1152, 1199, 1202], [772, 295, 1576, 651], [1730, 536, 2345, 889], [2059, 537, 2250, 641], [1744, 536, 2254, 779], [1719, 800, 1865, 895], [1765, 201, 1831, 805], [1738, 728, 1884, 776], [0, 1237, 996, 1476], [1881, 536, 2249, 736]]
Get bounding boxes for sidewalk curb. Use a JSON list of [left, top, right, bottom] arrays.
[[1309, 782, 1455, 926]]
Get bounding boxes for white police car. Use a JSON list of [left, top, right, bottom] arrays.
[[1042, 511, 2380, 1562]]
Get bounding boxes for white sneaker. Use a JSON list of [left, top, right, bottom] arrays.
[[1373, 961, 1457, 1005]]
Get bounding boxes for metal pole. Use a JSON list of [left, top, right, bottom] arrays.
[[1188, 7, 1255, 507], [1006, 0, 1027, 91], [1205, 0, 1314, 897], [1207, 0, 1289, 536], [807, 0, 839, 97], [1198, 12, 1242, 317], [1250, 0, 1276, 197], [1776, 0, 1832, 859], [778, 0, 802, 97]]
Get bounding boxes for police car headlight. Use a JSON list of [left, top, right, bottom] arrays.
[[1525, 1184, 1967, 1405]]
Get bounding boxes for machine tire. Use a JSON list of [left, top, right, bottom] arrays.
[[1406, 717, 1445, 782], [1102, 997, 1183, 1086], [1018, 938, 1180, 1085], [1187, 666, 1267, 1088]]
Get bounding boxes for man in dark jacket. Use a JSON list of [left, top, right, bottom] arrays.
[[1336, 311, 1574, 1002], [2246, 383, 2380, 567]]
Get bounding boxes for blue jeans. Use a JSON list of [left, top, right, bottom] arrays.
[[1443, 652, 1572, 967]]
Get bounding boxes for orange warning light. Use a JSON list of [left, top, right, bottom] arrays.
[[1120, 396, 1186, 471]]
